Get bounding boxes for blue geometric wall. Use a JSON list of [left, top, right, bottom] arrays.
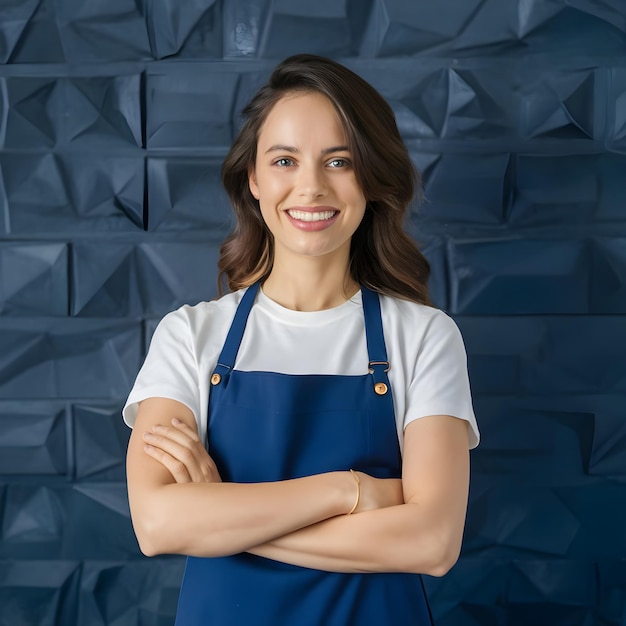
[[1, 1, 625, 624]]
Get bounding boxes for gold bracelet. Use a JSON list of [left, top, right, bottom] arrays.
[[348, 469, 361, 515]]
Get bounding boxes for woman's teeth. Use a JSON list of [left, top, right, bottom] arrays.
[[287, 210, 336, 222]]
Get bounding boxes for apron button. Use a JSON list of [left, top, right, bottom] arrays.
[[374, 382, 388, 395], [211, 373, 222, 385]]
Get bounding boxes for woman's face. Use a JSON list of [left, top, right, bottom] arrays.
[[249, 91, 366, 265]]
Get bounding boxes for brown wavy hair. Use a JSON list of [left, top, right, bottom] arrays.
[[219, 54, 431, 305]]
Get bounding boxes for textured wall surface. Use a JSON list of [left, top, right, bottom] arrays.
[[0, 0, 625, 624]]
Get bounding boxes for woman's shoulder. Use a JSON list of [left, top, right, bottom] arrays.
[[378, 294, 467, 359], [155, 289, 246, 339], [379, 293, 456, 331]]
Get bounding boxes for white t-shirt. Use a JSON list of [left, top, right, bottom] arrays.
[[123, 288, 479, 451]]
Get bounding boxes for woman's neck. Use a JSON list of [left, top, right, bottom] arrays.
[[262, 256, 358, 312]]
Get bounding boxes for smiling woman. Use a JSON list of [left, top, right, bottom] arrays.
[[124, 54, 479, 625], [219, 54, 432, 305], [248, 91, 366, 290]]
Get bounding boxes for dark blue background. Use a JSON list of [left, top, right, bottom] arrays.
[[0, 1, 625, 624]]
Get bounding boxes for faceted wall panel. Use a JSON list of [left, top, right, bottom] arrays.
[[1, 74, 142, 150], [0, 153, 145, 233], [610, 68, 626, 149], [146, 157, 232, 231], [78, 559, 185, 626], [0, 403, 67, 476], [260, 0, 364, 58], [147, 0, 222, 60], [73, 404, 130, 481], [0, 561, 80, 626], [146, 68, 238, 149], [0, 485, 138, 561], [2, 0, 151, 64], [360, 0, 626, 58], [354, 63, 601, 142], [0, 0, 624, 624], [0, 243, 68, 315], [409, 152, 512, 225], [1, 485, 66, 556], [458, 317, 626, 395], [0, 319, 142, 398], [511, 154, 626, 225], [71, 241, 221, 317], [420, 237, 448, 310], [449, 239, 591, 315]]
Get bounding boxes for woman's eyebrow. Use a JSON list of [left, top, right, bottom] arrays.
[[322, 145, 349, 154], [265, 144, 298, 154]]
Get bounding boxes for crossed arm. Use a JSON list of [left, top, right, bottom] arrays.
[[126, 396, 469, 576]]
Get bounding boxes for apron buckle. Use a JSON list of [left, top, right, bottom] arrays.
[[368, 361, 390, 395], [368, 361, 390, 373]]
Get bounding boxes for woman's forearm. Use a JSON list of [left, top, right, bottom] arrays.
[[130, 471, 356, 558], [247, 501, 462, 577]]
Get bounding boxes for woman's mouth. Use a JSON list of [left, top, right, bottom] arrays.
[[286, 209, 338, 222], [284, 207, 340, 231]]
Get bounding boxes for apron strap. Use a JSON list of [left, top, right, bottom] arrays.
[[212, 282, 260, 379], [361, 286, 392, 396]]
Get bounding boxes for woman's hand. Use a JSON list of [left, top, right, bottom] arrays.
[[352, 473, 404, 514], [141, 417, 399, 512], [142, 418, 222, 484]]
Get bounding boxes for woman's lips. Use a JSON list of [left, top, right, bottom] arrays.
[[285, 207, 339, 231]]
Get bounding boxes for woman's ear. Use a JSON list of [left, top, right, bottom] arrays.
[[248, 168, 260, 200]]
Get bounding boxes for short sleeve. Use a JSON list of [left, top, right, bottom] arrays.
[[122, 309, 200, 428], [405, 311, 479, 448]]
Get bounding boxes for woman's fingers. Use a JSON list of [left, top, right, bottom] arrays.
[[142, 421, 222, 483], [143, 432, 199, 481], [143, 443, 192, 483], [169, 420, 222, 482], [142, 427, 196, 464], [150, 421, 201, 448], [170, 417, 202, 442]]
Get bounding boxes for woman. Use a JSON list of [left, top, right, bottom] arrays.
[[124, 54, 479, 625]]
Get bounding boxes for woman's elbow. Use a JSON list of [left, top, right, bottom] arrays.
[[422, 545, 460, 577], [137, 537, 160, 558], [404, 529, 463, 577], [130, 505, 228, 559], [129, 498, 178, 557], [132, 515, 169, 557]]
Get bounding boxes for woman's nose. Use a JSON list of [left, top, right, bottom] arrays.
[[296, 164, 327, 199]]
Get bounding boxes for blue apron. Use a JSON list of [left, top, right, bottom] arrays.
[[175, 283, 433, 625]]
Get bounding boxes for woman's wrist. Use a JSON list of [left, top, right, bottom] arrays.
[[347, 470, 361, 514], [330, 470, 361, 515], [322, 471, 358, 516]]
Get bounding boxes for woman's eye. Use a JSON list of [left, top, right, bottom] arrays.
[[274, 158, 294, 167], [327, 158, 348, 168]]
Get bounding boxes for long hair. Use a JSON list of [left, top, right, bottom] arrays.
[[219, 54, 431, 305]]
